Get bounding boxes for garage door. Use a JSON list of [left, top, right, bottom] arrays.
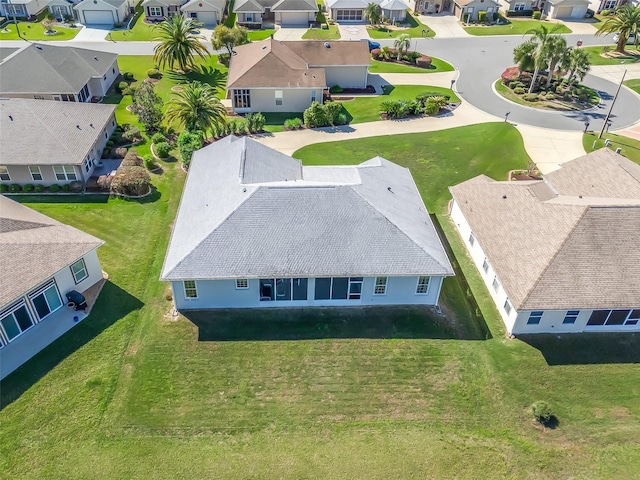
[[280, 12, 310, 27], [82, 10, 114, 26], [553, 6, 573, 18], [197, 11, 218, 26]]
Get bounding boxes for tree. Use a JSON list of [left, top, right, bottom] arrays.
[[42, 14, 57, 34], [394, 34, 411, 62], [165, 81, 227, 137], [363, 3, 382, 26], [211, 25, 249, 56], [153, 15, 209, 72], [516, 25, 561, 93], [562, 47, 591, 86], [543, 35, 568, 88], [131, 82, 163, 133], [595, 5, 640, 53]]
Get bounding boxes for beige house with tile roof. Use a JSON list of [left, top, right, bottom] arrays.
[[449, 149, 640, 335], [451, 0, 500, 21], [226, 39, 370, 113], [0, 195, 105, 379], [234, 0, 318, 28]]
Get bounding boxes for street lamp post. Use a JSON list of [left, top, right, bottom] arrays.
[[7, 0, 23, 39], [504, 111, 510, 122], [450, 79, 455, 90], [599, 69, 627, 139], [583, 121, 590, 133]]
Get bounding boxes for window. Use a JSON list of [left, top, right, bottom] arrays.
[[374, 277, 388, 295], [190, 12, 198, 19], [482, 258, 489, 273], [416, 276, 430, 294], [70, 259, 88, 284], [311, 90, 317, 102], [149, 6, 162, 16], [33, 95, 45, 100], [587, 309, 640, 327], [78, 84, 90, 103], [563, 310, 580, 324], [29, 166, 43, 181], [53, 165, 77, 181], [245, 14, 253, 22], [236, 279, 249, 289], [233, 89, 251, 109], [527, 311, 543, 325], [184, 280, 198, 299], [112, 68, 116, 74], [466, 6, 474, 13], [492, 276, 500, 292], [313, 278, 360, 301], [261, 278, 308, 301], [627, 309, 640, 326], [84, 157, 92, 173], [0, 166, 10, 181], [336, 9, 363, 20], [0, 303, 34, 345], [348, 277, 363, 299], [603, 0, 616, 9], [105, 131, 108, 139], [468, 232, 475, 246], [275, 90, 283, 106], [504, 299, 512, 315], [29, 283, 63, 321], [514, 3, 525, 10]]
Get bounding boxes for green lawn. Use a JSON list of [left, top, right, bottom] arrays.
[[339, 84, 460, 124], [261, 112, 303, 133], [581, 45, 640, 65], [0, 21, 80, 41], [367, 14, 434, 38], [583, 132, 640, 165], [369, 57, 454, 73], [303, 25, 340, 39], [464, 19, 571, 36], [247, 29, 275, 40], [625, 79, 640, 95], [107, 6, 157, 41], [3, 123, 640, 478]]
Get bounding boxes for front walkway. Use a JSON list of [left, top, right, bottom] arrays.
[[557, 19, 598, 36], [337, 23, 370, 40], [418, 13, 469, 39]]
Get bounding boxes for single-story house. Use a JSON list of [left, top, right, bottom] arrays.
[[179, 0, 226, 26], [449, 149, 640, 335], [227, 39, 370, 113], [588, 0, 621, 12], [74, 0, 135, 26], [0, 195, 105, 380], [324, 0, 409, 23], [161, 135, 454, 310], [542, 0, 589, 18], [235, 0, 318, 28], [0, 44, 120, 102], [0, 0, 49, 19], [0, 98, 117, 186], [48, 0, 81, 20], [141, 0, 187, 22], [452, 0, 501, 21], [497, 0, 536, 14]]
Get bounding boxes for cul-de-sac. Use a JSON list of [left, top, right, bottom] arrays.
[[0, 1, 639, 477]]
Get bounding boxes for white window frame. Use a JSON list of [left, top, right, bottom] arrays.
[[416, 276, 430, 295], [149, 6, 162, 16], [468, 232, 475, 246], [603, 0, 616, 9], [184, 280, 198, 299], [374, 276, 388, 295], [235, 279, 249, 289], [492, 276, 500, 293], [70, 258, 89, 284], [53, 165, 77, 181], [0, 302, 35, 345], [482, 258, 489, 273], [563, 310, 580, 324], [504, 299, 512, 315], [311, 90, 317, 102], [0, 166, 10, 181], [233, 89, 251, 109], [275, 90, 283, 106], [514, 3, 526, 11], [84, 156, 92, 173], [29, 165, 43, 181], [348, 277, 363, 300], [527, 311, 543, 325], [29, 282, 63, 321]]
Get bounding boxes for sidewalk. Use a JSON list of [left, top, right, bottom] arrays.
[[589, 64, 640, 83]]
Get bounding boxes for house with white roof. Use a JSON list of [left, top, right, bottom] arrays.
[[0, 195, 105, 380], [449, 149, 640, 335], [161, 136, 454, 310], [324, 0, 409, 23], [234, 0, 318, 28]]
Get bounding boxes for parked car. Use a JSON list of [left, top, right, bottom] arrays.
[[367, 40, 381, 51], [612, 32, 637, 45]]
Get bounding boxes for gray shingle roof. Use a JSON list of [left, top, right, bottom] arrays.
[[162, 136, 453, 280], [0, 98, 116, 166], [0, 44, 117, 95], [0, 195, 104, 307], [449, 149, 640, 311], [234, 0, 277, 11], [271, 0, 318, 11]]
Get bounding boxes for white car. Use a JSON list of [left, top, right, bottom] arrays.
[[612, 32, 637, 45]]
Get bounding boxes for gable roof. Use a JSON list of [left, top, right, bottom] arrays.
[[0, 44, 117, 96], [0, 98, 116, 166], [180, 0, 226, 11], [0, 195, 104, 307], [234, 0, 268, 11], [271, 0, 318, 11], [74, 0, 127, 10], [326, 0, 409, 8], [161, 136, 453, 280], [449, 149, 640, 311]]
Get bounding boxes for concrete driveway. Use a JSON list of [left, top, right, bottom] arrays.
[[419, 13, 469, 39], [74, 25, 111, 42], [273, 27, 307, 41], [337, 23, 370, 40]]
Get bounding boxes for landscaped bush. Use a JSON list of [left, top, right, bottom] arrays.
[[122, 148, 143, 167], [416, 91, 451, 106], [0, 184, 8, 193], [530, 401, 553, 424], [61, 184, 70, 192], [122, 85, 136, 96], [532, 10, 541, 19], [404, 51, 421, 63], [509, 81, 524, 89], [478, 11, 487, 23], [380, 99, 411, 119], [245, 112, 265, 133], [370, 48, 381, 58], [416, 56, 432, 68], [329, 85, 344, 94], [177, 130, 203, 167], [155, 142, 171, 158], [336, 113, 348, 125], [545, 92, 557, 100], [501, 66, 520, 84], [513, 86, 526, 95], [111, 166, 151, 197], [117, 81, 128, 93], [303, 101, 342, 127], [97, 175, 112, 190], [122, 125, 142, 143], [218, 53, 230, 67], [505, 9, 533, 17], [49, 184, 60, 193], [69, 181, 83, 193], [523, 93, 539, 102], [106, 140, 115, 149], [284, 117, 303, 130], [35, 184, 45, 193], [151, 132, 166, 145], [143, 154, 155, 170], [146, 68, 161, 79], [9, 184, 21, 193], [123, 72, 135, 81], [425, 96, 449, 115], [227, 118, 248, 135]]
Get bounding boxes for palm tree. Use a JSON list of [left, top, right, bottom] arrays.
[[521, 25, 560, 93], [363, 3, 382, 26], [513, 41, 536, 72], [595, 5, 640, 53], [562, 47, 591, 87], [394, 34, 411, 62], [165, 82, 227, 138], [543, 35, 568, 88], [153, 15, 209, 72]]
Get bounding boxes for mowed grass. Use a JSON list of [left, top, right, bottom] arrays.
[[247, 29, 275, 40], [302, 25, 341, 39], [464, 19, 571, 36], [107, 4, 157, 41], [339, 85, 460, 124], [367, 14, 435, 38], [368, 57, 455, 73], [0, 22, 80, 41], [581, 45, 640, 65], [583, 132, 640, 165], [626, 78, 640, 95], [2, 124, 640, 478]]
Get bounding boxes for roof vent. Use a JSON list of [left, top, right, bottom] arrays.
[[502, 195, 507, 199], [8, 115, 13, 121], [262, 45, 267, 50], [387, 186, 394, 194], [76, 125, 81, 130], [94, 56, 99, 61], [324, 42, 330, 48], [90, 123, 94, 128]]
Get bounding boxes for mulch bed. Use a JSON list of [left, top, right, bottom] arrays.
[[336, 85, 377, 94], [510, 172, 542, 181]]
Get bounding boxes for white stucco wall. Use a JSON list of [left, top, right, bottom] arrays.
[[233, 87, 324, 113], [322, 66, 368, 89], [172, 275, 445, 310]]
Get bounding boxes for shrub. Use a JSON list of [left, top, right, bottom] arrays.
[[117, 81, 128, 93], [228, 118, 248, 135], [106, 140, 115, 149], [563, 90, 572, 100], [143, 154, 156, 170], [111, 166, 151, 197], [336, 113, 348, 125], [532, 10, 541, 19], [0, 184, 8, 193], [122, 125, 142, 143], [416, 91, 451, 105], [9, 184, 21, 193], [245, 112, 265, 133], [370, 48, 381, 59], [97, 175, 112, 190], [61, 184, 71, 192], [303, 101, 329, 128], [123, 72, 134, 81], [324, 101, 343, 125], [509, 81, 524, 89], [545, 92, 557, 100], [416, 56, 432, 68], [49, 184, 60, 193], [600, 9, 611, 15], [146, 68, 161, 79], [33, 184, 45, 193], [22, 183, 34, 193], [478, 10, 487, 23], [177, 130, 203, 167], [329, 85, 343, 94], [122, 85, 136, 96], [122, 148, 143, 167], [523, 93, 539, 102], [69, 181, 83, 193], [151, 132, 166, 144], [531, 401, 552, 423], [404, 51, 421, 63], [380, 99, 411, 119], [501, 66, 520, 84], [218, 53, 230, 67], [284, 117, 303, 129], [155, 142, 171, 158], [513, 87, 526, 95]]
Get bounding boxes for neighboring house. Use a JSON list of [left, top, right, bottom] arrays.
[[449, 149, 640, 335], [227, 39, 369, 113], [179, 0, 226, 26], [588, 0, 623, 12], [0, 98, 117, 186], [48, 0, 81, 20], [0, 195, 105, 380], [161, 135, 454, 310], [0, 0, 49, 19], [324, 0, 409, 23], [0, 44, 119, 102], [452, 0, 500, 21], [141, 0, 186, 22], [74, 0, 135, 26], [542, 0, 589, 17], [498, 0, 536, 14], [235, 0, 318, 28]]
